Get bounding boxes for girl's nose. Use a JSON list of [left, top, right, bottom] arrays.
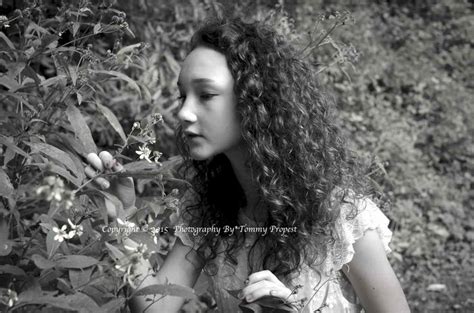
[[177, 99, 197, 124]]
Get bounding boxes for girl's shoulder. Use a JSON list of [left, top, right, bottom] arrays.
[[323, 192, 393, 274]]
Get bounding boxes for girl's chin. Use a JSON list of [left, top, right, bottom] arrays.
[[188, 149, 214, 161]]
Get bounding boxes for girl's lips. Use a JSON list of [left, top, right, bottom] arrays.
[[184, 131, 202, 138]]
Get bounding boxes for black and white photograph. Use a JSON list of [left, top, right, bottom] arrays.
[[0, 0, 472, 312]]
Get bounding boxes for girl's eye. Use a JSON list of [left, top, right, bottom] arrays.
[[200, 93, 217, 101]]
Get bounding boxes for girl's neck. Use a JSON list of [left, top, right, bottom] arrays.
[[224, 147, 268, 222]]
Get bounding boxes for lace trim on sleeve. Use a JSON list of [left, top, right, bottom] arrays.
[[326, 197, 393, 273]]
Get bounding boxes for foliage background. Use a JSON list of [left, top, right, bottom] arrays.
[[0, 0, 472, 312]]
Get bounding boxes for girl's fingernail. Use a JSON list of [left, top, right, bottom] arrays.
[[102, 181, 110, 189], [113, 162, 123, 171]]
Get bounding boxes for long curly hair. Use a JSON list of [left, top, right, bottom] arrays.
[[175, 15, 369, 283]]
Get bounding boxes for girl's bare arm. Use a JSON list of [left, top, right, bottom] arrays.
[[129, 238, 205, 313], [342, 229, 410, 313]]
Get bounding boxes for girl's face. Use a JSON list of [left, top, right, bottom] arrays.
[[177, 46, 242, 161]]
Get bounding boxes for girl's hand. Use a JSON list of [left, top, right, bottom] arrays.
[[85, 151, 136, 217], [238, 270, 297, 304]]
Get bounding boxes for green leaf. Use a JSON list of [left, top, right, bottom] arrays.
[[0, 75, 21, 91], [0, 168, 13, 198], [40, 74, 67, 88], [30, 162, 81, 187], [93, 23, 102, 34], [69, 267, 93, 289], [55, 255, 99, 269], [90, 70, 141, 96], [32, 254, 56, 270], [0, 135, 29, 158], [117, 43, 141, 56], [0, 31, 15, 49], [100, 298, 125, 313], [0, 215, 13, 256], [104, 242, 125, 261], [25, 142, 79, 176], [46, 230, 62, 259], [133, 283, 197, 300], [66, 105, 97, 154], [77, 91, 83, 105], [96, 102, 127, 143], [0, 264, 27, 276], [68, 65, 78, 86], [72, 22, 80, 37], [18, 291, 101, 313]]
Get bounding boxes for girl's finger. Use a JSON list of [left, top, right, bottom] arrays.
[[240, 280, 292, 303], [85, 165, 110, 189], [99, 151, 114, 169], [87, 153, 104, 172], [85, 165, 98, 178], [247, 270, 285, 288]]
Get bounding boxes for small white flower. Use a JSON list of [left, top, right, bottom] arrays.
[[135, 145, 152, 163], [5, 289, 18, 307], [52, 225, 70, 242], [132, 122, 141, 129], [152, 151, 162, 164], [117, 218, 136, 228], [124, 243, 148, 255], [67, 218, 83, 237]]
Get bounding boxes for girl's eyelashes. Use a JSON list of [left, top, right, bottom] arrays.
[[176, 93, 217, 104], [200, 93, 217, 101]]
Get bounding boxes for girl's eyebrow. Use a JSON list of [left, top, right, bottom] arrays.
[[177, 78, 217, 86]]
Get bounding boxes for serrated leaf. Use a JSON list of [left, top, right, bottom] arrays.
[[66, 105, 97, 154], [90, 70, 141, 96], [55, 255, 98, 269], [133, 283, 197, 300], [0, 168, 13, 198], [96, 102, 127, 143]]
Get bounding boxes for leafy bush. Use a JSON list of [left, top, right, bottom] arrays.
[[0, 1, 188, 311]]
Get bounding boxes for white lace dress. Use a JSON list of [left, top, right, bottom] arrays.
[[174, 198, 392, 313]]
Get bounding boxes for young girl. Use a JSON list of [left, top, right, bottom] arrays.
[[88, 16, 410, 313]]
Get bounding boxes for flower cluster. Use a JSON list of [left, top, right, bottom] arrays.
[[114, 240, 152, 288], [52, 219, 84, 242], [136, 144, 162, 164], [0, 289, 18, 308], [36, 176, 74, 209]]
